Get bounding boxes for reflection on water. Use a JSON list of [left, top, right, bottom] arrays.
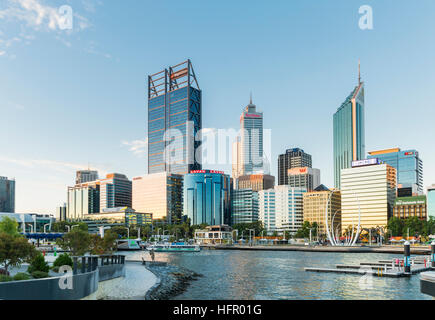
[[124, 250, 430, 300]]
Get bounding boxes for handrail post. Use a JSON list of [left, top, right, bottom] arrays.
[[81, 257, 86, 274], [87, 256, 92, 272], [73, 257, 78, 275], [93, 257, 98, 271]]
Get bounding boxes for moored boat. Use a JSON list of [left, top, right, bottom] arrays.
[[146, 242, 201, 252]]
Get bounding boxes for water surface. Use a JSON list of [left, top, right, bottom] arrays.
[[125, 250, 430, 300]]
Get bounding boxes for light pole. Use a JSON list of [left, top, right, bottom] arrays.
[[43, 224, 50, 233], [123, 227, 130, 239], [248, 229, 255, 246]]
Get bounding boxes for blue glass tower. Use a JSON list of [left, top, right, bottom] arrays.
[[148, 60, 202, 175], [333, 67, 365, 189], [368, 148, 423, 194], [184, 170, 231, 226]]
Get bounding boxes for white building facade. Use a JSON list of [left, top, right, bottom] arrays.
[[259, 186, 306, 234], [341, 162, 396, 231]]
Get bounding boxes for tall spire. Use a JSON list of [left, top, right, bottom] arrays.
[[250, 91, 253, 105], [358, 59, 361, 85]]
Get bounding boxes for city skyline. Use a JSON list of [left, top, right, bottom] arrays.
[[1, 1, 435, 213]]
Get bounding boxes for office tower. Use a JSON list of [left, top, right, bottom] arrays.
[[184, 170, 231, 226], [99, 173, 132, 210], [233, 96, 264, 177], [0, 176, 15, 213], [393, 196, 427, 220], [259, 186, 306, 234], [303, 189, 341, 237], [237, 174, 275, 192], [341, 159, 396, 231], [56, 204, 67, 221], [67, 181, 100, 220], [232, 136, 243, 181], [231, 189, 259, 225], [132, 172, 183, 224], [368, 148, 423, 196], [278, 148, 312, 185], [148, 59, 202, 175], [75, 170, 99, 184], [333, 64, 365, 189], [287, 167, 321, 191], [427, 185, 435, 220]]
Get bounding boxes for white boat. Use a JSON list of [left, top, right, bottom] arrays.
[[116, 239, 141, 251], [146, 242, 201, 252]]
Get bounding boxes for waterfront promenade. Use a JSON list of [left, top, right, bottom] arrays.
[[202, 244, 433, 255]]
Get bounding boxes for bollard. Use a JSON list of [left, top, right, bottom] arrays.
[[81, 257, 86, 273], [431, 241, 435, 268], [404, 241, 411, 274]]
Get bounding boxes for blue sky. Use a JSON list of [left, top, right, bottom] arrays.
[[1, 0, 435, 213]]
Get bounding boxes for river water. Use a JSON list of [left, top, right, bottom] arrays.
[[124, 250, 431, 300]]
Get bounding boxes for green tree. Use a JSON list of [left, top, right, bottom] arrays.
[[0, 216, 20, 237], [27, 253, 49, 273], [56, 229, 91, 256], [90, 230, 118, 255], [387, 217, 404, 237], [0, 232, 37, 274], [53, 253, 73, 268]]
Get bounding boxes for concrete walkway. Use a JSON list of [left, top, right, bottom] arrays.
[[85, 261, 158, 300]]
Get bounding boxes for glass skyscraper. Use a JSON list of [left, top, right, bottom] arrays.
[[231, 189, 259, 225], [148, 60, 202, 175], [368, 148, 423, 195], [333, 74, 365, 189], [184, 170, 231, 226], [0, 177, 15, 213]]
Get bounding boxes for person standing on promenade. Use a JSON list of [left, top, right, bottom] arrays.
[[149, 248, 155, 262]]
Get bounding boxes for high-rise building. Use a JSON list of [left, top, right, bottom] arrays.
[[75, 170, 99, 185], [303, 189, 341, 237], [237, 174, 275, 192], [99, 173, 132, 210], [341, 159, 396, 231], [67, 173, 132, 220], [367, 148, 423, 195], [278, 148, 312, 185], [184, 170, 231, 226], [287, 167, 321, 191], [393, 196, 427, 220], [0, 176, 15, 213], [333, 65, 365, 189], [233, 96, 264, 178], [67, 181, 100, 220], [231, 189, 259, 225], [132, 172, 183, 224], [232, 136, 243, 181], [240, 97, 264, 176], [427, 185, 435, 220], [259, 186, 306, 234], [147, 59, 202, 175], [56, 204, 67, 221]]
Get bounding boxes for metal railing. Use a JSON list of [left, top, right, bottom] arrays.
[[72, 255, 125, 275]]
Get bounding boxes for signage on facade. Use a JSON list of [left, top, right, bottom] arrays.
[[190, 170, 225, 175], [351, 158, 382, 168]]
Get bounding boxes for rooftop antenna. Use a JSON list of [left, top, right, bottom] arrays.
[[250, 91, 253, 105], [358, 59, 361, 85]]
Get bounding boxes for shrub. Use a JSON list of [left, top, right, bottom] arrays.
[[27, 253, 49, 274], [0, 274, 13, 282], [53, 253, 73, 268], [13, 273, 31, 281], [31, 271, 50, 279]]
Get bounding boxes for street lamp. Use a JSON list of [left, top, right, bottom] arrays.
[[124, 227, 130, 239], [248, 229, 255, 246], [43, 224, 51, 233]]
